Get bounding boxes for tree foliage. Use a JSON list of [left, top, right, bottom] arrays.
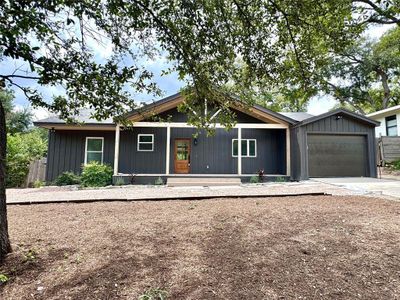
[[6, 129, 47, 188], [0, 0, 400, 262], [318, 27, 400, 113], [0, 89, 32, 134]]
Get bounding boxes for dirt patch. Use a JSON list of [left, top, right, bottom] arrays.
[[1, 196, 399, 299]]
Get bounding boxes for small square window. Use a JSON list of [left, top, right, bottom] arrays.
[[137, 134, 154, 151]]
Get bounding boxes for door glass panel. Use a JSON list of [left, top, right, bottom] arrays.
[[176, 142, 189, 160]]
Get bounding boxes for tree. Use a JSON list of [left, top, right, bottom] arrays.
[[318, 27, 400, 113], [0, 0, 399, 262], [0, 89, 32, 134]]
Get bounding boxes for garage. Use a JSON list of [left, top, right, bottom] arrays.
[[290, 109, 379, 180], [307, 134, 368, 177]]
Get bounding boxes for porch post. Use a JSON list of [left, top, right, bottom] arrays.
[[286, 128, 291, 176], [165, 125, 171, 174], [238, 126, 242, 175], [113, 124, 120, 176]]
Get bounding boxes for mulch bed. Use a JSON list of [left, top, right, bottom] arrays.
[[1, 195, 399, 299]]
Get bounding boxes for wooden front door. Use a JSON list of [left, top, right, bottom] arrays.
[[174, 139, 191, 174]]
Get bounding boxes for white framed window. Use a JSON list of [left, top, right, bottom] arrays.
[[137, 134, 154, 151], [85, 137, 104, 164], [232, 139, 257, 158]]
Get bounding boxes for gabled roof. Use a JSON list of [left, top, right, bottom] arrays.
[[126, 92, 298, 125], [280, 112, 314, 122], [293, 108, 380, 128], [34, 91, 302, 128], [366, 105, 400, 118]]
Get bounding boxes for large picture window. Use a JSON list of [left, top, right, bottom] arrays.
[[137, 134, 154, 151], [85, 137, 104, 164], [232, 139, 256, 157], [386, 115, 397, 136]]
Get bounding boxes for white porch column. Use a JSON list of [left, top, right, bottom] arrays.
[[238, 127, 242, 175], [286, 128, 291, 176], [165, 125, 171, 174], [113, 124, 120, 176]]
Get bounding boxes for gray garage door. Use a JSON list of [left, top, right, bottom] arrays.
[[308, 134, 368, 177]]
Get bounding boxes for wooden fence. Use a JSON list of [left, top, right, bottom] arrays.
[[377, 136, 400, 165], [25, 158, 46, 187]]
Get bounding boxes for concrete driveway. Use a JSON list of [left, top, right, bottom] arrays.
[[313, 177, 400, 200]]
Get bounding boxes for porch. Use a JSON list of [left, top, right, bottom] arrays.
[[112, 121, 291, 183]]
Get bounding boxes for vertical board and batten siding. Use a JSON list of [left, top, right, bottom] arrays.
[[46, 130, 115, 182], [118, 127, 166, 174], [168, 128, 286, 174], [155, 107, 264, 123], [291, 114, 377, 181]]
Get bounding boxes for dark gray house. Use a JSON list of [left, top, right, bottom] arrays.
[[34, 93, 379, 183]]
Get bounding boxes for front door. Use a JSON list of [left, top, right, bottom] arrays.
[[174, 139, 191, 174]]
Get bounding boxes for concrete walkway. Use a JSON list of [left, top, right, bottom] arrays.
[[313, 177, 400, 200], [6, 181, 360, 205]]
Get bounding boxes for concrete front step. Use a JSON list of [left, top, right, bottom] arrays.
[[167, 177, 242, 187]]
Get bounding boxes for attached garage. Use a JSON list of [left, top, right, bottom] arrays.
[[307, 134, 368, 177], [290, 109, 379, 180]]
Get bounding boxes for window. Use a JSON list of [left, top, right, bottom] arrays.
[[85, 137, 104, 164], [137, 134, 154, 151], [232, 139, 256, 157], [386, 115, 397, 136]]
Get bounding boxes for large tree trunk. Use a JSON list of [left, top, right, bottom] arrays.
[[377, 68, 391, 109], [0, 99, 11, 263]]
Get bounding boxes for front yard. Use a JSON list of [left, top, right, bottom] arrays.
[[1, 196, 399, 299]]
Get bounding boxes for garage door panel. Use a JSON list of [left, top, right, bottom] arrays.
[[308, 135, 367, 177]]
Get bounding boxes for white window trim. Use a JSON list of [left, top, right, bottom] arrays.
[[232, 139, 257, 158], [137, 134, 154, 152], [84, 137, 104, 165]]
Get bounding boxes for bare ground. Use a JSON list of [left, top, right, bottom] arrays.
[[1, 195, 399, 300]]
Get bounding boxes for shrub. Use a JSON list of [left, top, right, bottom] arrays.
[[55, 172, 81, 186], [139, 288, 168, 300], [80, 162, 113, 187], [114, 177, 125, 186], [275, 176, 286, 182], [6, 129, 47, 187], [250, 176, 260, 183], [33, 180, 45, 188], [391, 159, 400, 170], [154, 177, 164, 185]]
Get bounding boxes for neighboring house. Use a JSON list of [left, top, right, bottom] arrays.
[[366, 105, 400, 137], [34, 93, 379, 183]]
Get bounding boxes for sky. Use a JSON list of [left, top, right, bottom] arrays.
[[2, 23, 393, 120]]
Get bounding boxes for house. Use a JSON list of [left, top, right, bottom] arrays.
[[366, 105, 400, 137], [34, 93, 379, 183]]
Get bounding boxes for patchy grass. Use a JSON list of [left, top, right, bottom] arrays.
[[1, 196, 400, 299]]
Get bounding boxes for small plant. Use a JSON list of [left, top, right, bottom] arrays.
[[257, 169, 265, 182], [55, 171, 80, 186], [0, 274, 9, 283], [250, 176, 260, 183], [154, 177, 164, 185], [391, 159, 400, 170], [24, 249, 37, 262], [114, 177, 125, 186], [33, 180, 45, 188], [139, 288, 168, 300], [80, 162, 113, 187], [275, 176, 286, 182]]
